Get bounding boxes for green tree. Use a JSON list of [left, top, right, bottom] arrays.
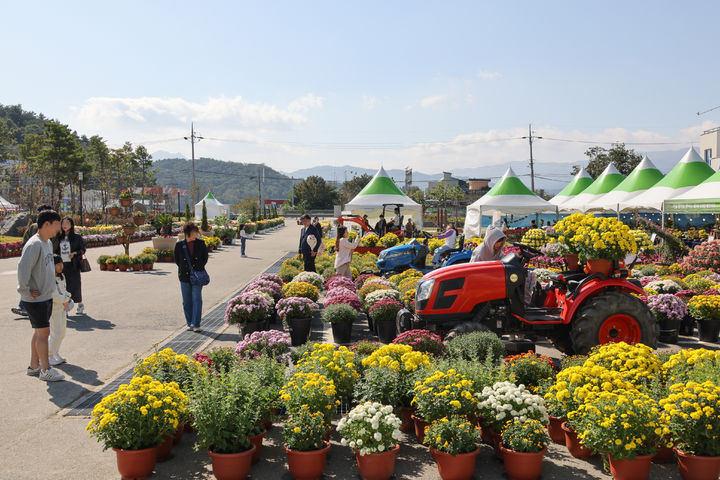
[[134, 145, 153, 198], [201, 200, 209, 231], [86, 135, 112, 210], [185, 203, 192, 221], [339, 173, 372, 204], [572, 143, 642, 178], [293, 175, 338, 209]]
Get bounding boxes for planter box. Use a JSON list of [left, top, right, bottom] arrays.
[[152, 237, 177, 250]]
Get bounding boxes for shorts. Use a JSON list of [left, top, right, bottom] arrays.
[[22, 300, 52, 329]]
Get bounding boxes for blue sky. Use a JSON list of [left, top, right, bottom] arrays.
[[1, 0, 718, 174]]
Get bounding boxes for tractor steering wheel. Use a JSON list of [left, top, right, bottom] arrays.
[[512, 242, 541, 259]]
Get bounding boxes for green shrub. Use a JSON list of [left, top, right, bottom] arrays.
[[321, 304, 357, 324], [97, 255, 110, 265], [115, 254, 132, 266], [279, 265, 301, 282], [445, 331, 505, 363]]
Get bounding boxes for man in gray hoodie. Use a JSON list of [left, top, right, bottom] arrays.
[[17, 209, 64, 382]]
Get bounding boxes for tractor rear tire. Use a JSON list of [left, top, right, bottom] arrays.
[[444, 322, 490, 342], [570, 291, 658, 355]]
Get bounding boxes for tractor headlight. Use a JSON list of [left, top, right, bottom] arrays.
[[415, 279, 435, 302]]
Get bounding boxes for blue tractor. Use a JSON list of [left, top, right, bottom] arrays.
[[376, 232, 471, 275]]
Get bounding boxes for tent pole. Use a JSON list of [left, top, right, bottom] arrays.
[[616, 204, 620, 221], [661, 203, 665, 229], [555, 206, 559, 222]]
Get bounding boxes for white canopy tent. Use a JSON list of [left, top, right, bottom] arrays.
[[195, 192, 228, 220], [559, 163, 624, 212], [344, 166, 422, 229], [464, 167, 555, 237], [584, 156, 664, 212], [549, 168, 593, 206], [0, 194, 19, 212]]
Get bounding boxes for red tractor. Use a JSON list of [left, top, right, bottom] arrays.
[[403, 242, 657, 355]]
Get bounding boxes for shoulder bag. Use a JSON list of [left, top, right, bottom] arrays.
[[182, 241, 210, 286], [80, 254, 92, 272]]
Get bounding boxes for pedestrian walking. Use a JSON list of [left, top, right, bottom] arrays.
[[18, 209, 64, 381], [238, 223, 248, 257], [298, 214, 321, 272], [55, 216, 86, 315], [334, 226, 360, 278], [174, 222, 209, 332], [49, 255, 72, 366], [11, 204, 53, 317]]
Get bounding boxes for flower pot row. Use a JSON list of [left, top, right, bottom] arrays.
[[103, 263, 154, 271]]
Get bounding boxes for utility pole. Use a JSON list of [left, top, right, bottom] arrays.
[[184, 123, 203, 205], [521, 124, 542, 192]]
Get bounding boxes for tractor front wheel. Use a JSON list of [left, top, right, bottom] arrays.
[[570, 291, 657, 355]]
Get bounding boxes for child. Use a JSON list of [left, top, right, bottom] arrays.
[[49, 255, 72, 366], [238, 223, 248, 257]]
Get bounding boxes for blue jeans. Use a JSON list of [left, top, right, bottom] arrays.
[[180, 281, 203, 328], [433, 245, 452, 264], [240, 237, 246, 255]]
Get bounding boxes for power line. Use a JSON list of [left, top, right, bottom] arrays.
[[697, 104, 720, 116], [540, 137, 692, 146]]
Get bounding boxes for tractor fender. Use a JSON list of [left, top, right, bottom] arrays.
[[563, 279, 644, 324]]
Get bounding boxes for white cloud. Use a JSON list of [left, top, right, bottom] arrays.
[[288, 94, 324, 113], [476, 70, 502, 80], [419, 94, 448, 108], [362, 95, 382, 110]]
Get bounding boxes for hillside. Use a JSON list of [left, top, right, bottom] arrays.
[[152, 157, 293, 205]]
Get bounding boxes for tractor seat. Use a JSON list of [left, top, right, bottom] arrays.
[[412, 245, 428, 268]]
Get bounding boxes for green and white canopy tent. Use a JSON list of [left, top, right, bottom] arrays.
[[584, 156, 664, 212], [549, 167, 594, 206], [344, 166, 422, 229], [619, 147, 715, 212], [194, 191, 228, 220], [464, 167, 554, 237], [559, 163, 625, 212], [666, 164, 720, 213]]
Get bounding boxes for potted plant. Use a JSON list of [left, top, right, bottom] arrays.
[[115, 254, 131, 272], [87, 375, 186, 480], [660, 381, 720, 480], [123, 221, 137, 237], [105, 257, 117, 271], [276, 297, 319, 346], [282, 281, 320, 302], [133, 211, 146, 226], [190, 369, 260, 480], [131, 255, 144, 271], [321, 303, 357, 345], [235, 330, 292, 364], [647, 293, 688, 344], [294, 343, 360, 401], [411, 368, 478, 444], [280, 371, 340, 427], [423, 416, 481, 480], [499, 419, 549, 480], [687, 295, 720, 343], [97, 255, 110, 271], [108, 204, 122, 216], [143, 253, 156, 270], [152, 214, 177, 250], [475, 381, 548, 457], [225, 292, 270, 336], [119, 188, 133, 207], [283, 406, 331, 480], [338, 402, 402, 480], [158, 249, 173, 262], [368, 299, 403, 343], [505, 352, 556, 392], [392, 329, 445, 357], [133, 347, 207, 395]]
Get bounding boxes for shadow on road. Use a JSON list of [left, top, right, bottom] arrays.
[[67, 314, 115, 332], [46, 380, 96, 410], [54, 362, 102, 387]]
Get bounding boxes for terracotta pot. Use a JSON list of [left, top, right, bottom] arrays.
[[143, 263, 152, 271], [123, 226, 136, 236], [412, 414, 428, 443], [113, 447, 157, 480], [399, 406, 415, 433], [652, 439, 675, 464], [99, 263, 107, 271], [118, 265, 128, 272], [247, 427, 266, 464], [499, 445, 546, 480], [284, 441, 331, 480], [586, 258, 612, 276], [133, 216, 145, 226], [120, 197, 132, 207], [561, 422, 594, 459], [431, 445, 480, 480], [173, 423, 184, 446], [108, 207, 122, 216], [547, 416, 566, 445], [563, 253, 581, 271], [107, 264, 117, 271], [609, 454, 654, 480], [675, 449, 720, 480], [156, 434, 174, 461], [208, 445, 256, 480], [354, 444, 400, 480]]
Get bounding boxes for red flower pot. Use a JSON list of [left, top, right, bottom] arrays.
[[118, 265, 128, 272], [248, 427, 266, 464], [431, 445, 480, 480], [412, 414, 428, 443], [99, 264, 107, 271], [609, 454, 654, 480], [547, 416, 566, 445], [586, 258, 612, 276], [561, 422, 594, 459], [113, 447, 157, 480], [652, 439, 675, 464], [499, 445, 546, 480], [284, 441, 330, 480], [354, 444, 400, 480], [675, 449, 720, 480], [156, 434, 174, 461], [173, 423, 184, 446], [563, 253, 581, 271], [107, 264, 117, 271], [208, 445, 256, 480], [399, 406, 415, 433]]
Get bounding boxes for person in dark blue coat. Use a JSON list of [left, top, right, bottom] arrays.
[[298, 214, 321, 272]]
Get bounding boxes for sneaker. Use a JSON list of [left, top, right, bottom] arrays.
[[27, 366, 41, 376], [50, 354, 66, 366], [11, 307, 28, 317], [186, 326, 193, 331], [241, 254, 247, 258], [193, 327, 202, 332], [76, 303, 85, 315], [39, 367, 65, 382]]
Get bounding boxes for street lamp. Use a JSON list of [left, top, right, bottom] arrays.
[[78, 171, 84, 226]]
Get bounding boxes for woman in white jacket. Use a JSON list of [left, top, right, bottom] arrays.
[[50, 255, 72, 366], [334, 226, 360, 278]]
